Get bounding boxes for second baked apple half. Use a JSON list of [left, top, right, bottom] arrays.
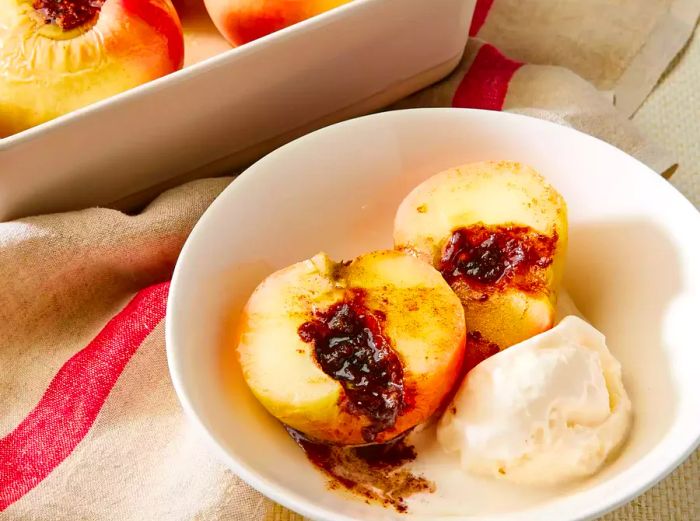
[[394, 161, 568, 357], [237, 250, 466, 446]]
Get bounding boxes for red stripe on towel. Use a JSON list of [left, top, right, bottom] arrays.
[[0, 282, 170, 511], [452, 43, 524, 110], [469, 0, 495, 36]]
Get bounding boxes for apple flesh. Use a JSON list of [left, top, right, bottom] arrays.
[[0, 0, 184, 137], [236, 250, 466, 445], [394, 161, 568, 352], [204, 0, 349, 46]]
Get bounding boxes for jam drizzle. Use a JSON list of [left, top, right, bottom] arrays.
[[298, 290, 405, 443], [438, 224, 557, 294], [33, 0, 105, 31], [288, 428, 433, 513]]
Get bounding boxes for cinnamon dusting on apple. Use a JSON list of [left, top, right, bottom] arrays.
[[298, 289, 410, 443], [32, 0, 105, 31]]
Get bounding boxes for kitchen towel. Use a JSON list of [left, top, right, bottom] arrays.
[[1, 1, 699, 520]]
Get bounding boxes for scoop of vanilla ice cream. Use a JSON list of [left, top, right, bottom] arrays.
[[437, 316, 632, 485]]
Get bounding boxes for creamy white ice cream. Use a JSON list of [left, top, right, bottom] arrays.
[[437, 315, 632, 485]]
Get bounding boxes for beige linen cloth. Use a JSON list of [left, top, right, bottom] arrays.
[[1, 1, 699, 520]]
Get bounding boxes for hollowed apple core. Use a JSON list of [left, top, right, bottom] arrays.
[[438, 224, 557, 292], [32, 0, 105, 31], [298, 289, 408, 443]]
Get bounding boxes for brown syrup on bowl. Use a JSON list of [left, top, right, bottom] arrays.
[[287, 427, 434, 513]]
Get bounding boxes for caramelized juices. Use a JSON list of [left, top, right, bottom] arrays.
[[439, 225, 557, 292]]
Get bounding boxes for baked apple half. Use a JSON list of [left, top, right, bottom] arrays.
[[0, 0, 184, 137], [236, 250, 466, 445], [394, 161, 568, 353]]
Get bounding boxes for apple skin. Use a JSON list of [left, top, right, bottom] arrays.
[[394, 161, 568, 350], [203, 0, 349, 46], [0, 0, 184, 137], [236, 250, 466, 445]]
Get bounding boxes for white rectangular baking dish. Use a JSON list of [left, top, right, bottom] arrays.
[[0, 0, 474, 221]]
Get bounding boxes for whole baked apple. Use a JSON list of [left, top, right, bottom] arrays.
[[204, 0, 349, 46], [236, 250, 466, 445], [0, 0, 184, 137], [394, 161, 568, 354]]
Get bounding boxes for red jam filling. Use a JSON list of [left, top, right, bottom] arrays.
[[464, 330, 501, 371], [438, 224, 557, 292], [33, 0, 105, 31], [298, 290, 405, 443]]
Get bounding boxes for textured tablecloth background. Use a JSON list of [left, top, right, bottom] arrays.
[[635, 27, 700, 209], [1, 2, 698, 521]]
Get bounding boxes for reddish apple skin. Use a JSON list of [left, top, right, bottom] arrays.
[[204, 0, 349, 46]]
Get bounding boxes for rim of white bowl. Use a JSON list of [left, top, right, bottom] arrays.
[[166, 107, 700, 521]]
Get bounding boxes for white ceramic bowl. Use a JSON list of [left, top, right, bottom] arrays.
[[166, 108, 700, 521]]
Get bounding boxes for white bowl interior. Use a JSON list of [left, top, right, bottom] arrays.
[[166, 109, 700, 521]]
